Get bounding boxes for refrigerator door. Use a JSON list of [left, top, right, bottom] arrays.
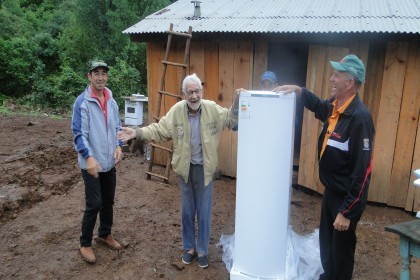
[[231, 90, 295, 279]]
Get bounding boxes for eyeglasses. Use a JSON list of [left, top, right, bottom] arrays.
[[185, 89, 202, 96]]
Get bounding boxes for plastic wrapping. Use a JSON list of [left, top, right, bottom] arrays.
[[217, 227, 323, 280], [217, 234, 235, 272]]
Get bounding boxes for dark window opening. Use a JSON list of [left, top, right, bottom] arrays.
[[267, 43, 309, 166]]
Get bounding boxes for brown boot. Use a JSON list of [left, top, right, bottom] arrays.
[[80, 246, 96, 264], [95, 234, 122, 250]]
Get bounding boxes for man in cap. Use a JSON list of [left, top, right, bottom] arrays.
[[259, 71, 278, 91], [72, 59, 124, 264], [231, 70, 279, 131], [273, 54, 375, 280]]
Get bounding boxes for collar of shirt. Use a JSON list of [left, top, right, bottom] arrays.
[[332, 94, 356, 117], [90, 87, 110, 102], [187, 106, 201, 118], [90, 87, 110, 125]]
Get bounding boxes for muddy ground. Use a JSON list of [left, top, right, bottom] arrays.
[[0, 114, 419, 279]]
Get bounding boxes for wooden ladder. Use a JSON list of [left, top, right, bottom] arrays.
[[146, 23, 193, 183]]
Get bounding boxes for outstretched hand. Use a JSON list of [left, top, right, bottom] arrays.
[[118, 127, 137, 142]]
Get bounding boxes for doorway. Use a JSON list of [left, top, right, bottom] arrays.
[[267, 43, 308, 166]]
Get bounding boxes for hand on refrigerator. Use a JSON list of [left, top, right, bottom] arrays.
[[272, 85, 302, 96], [233, 88, 246, 114], [235, 88, 247, 94]]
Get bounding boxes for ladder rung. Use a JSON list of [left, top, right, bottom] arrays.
[[150, 143, 173, 152], [162, 61, 187, 68], [145, 171, 169, 181], [167, 30, 192, 38], [147, 24, 191, 184], [158, 90, 183, 99]]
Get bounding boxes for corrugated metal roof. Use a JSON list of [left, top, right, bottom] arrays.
[[123, 0, 420, 35]]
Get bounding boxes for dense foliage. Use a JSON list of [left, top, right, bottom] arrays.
[[0, 0, 172, 110]]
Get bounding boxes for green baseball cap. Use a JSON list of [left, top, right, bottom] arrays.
[[89, 60, 109, 72], [330, 54, 365, 83]]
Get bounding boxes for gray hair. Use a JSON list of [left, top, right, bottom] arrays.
[[343, 71, 362, 90], [182, 73, 202, 93]]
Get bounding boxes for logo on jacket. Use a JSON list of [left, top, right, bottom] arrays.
[[363, 138, 370, 150], [331, 132, 341, 139], [175, 124, 184, 138], [208, 122, 217, 136]]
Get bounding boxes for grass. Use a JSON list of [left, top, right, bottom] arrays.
[[0, 102, 71, 119]]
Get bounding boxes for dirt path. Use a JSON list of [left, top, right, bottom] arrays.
[[0, 115, 418, 279]]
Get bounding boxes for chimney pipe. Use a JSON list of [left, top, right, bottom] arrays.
[[191, 1, 201, 17]]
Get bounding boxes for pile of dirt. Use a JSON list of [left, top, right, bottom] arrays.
[[0, 114, 418, 279], [0, 116, 79, 223]]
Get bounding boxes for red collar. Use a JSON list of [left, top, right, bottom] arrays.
[[90, 87, 110, 101]]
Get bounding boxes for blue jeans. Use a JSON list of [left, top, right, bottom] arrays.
[[179, 164, 214, 256], [80, 167, 116, 247]]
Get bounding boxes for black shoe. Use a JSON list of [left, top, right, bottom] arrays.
[[182, 252, 195, 265], [197, 255, 209, 268]]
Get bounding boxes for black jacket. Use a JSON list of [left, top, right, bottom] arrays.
[[301, 88, 375, 220]]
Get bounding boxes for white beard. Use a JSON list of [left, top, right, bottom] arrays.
[[188, 100, 201, 111]]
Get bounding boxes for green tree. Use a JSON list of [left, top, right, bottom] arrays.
[[0, 0, 172, 109], [0, 37, 36, 97], [107, 57, 141, 108]]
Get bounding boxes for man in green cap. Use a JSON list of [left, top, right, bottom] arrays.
[[273, 54, 375, 280]]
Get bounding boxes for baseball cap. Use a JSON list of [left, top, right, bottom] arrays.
[[330, 54, 365, 83], [260, 71, 278, 84], [89, 60, 109, 72]]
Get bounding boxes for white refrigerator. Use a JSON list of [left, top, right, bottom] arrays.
[[231, 90, 296, 280]]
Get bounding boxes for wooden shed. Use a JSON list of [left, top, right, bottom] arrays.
[[124, 0, 420, 211]]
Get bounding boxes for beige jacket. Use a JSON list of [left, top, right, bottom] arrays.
[[135, 99, 238, 186]]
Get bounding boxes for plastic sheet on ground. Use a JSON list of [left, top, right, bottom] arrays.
[[216, 227, 323, 280]]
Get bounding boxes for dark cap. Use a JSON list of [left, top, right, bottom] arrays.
[[89, 60, 109, 72], [330, 54, 365, 83]]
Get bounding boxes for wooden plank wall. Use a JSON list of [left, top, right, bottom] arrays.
[[388, 42, 420, 208], [363, 42, 386, 127], [146, 39, 420, 211], [146, 41, 253, 177], [298, 45, 327, 193], [369, 42, 410, 203], [401, 42, 420, 211], [349, 42, 369, 100], [217, 41, 236, 177], [146, 42, 183, 165], [252, 42, 268, 89], [406, 115, 420, 211]]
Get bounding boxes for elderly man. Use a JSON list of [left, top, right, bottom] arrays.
[[273, 54, 375, 280], [118, 73, 239, 269]]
